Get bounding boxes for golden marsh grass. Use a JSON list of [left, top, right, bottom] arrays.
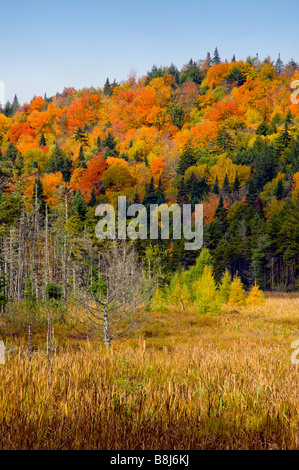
[[0, 295, 298, 449]]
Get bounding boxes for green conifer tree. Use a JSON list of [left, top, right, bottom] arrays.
[[72, 189, 87, 221]]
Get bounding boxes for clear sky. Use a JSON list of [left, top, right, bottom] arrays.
[[0, 0, 298, 104]]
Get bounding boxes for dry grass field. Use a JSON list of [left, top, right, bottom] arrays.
[[0, 294, 298, 450]]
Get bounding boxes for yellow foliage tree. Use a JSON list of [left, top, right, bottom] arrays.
[[228, 276, 246, 306], [246, 281, 265, 306]]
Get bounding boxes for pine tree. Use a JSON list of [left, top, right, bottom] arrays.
[[217, 269, 232, 303], [177, 146, 196, 175], [89, 186, 97, 207], [39, 132, 46, 147], [3, 142, 18, 161], [275, 179, 284, 200], [228, 276, 246, 306], [256, 118, 269, 136], [195, 266, 220, 315], [246, 281, 265, 305], [285, 109, 293, 128], [222, 173, 230, 192], [156, 176, 165, 204], [12, 94, 20, 115], [274, 124, 291, 157], [213, 176, 219, 194], [143, 177, 156, 207], [177, 177, 189, 205], [103, 78, 111, 96], [3, 101, 13, 117], [72, 189, 87, 221], [233, 173, 241, 192], [246, 177, 258, 205], [96, 136, 102, 151], [77, 146, 87, 169], [45, 143, 72, 182], [231, 54, 236, 62], [275, 53, 283, 75], [73, 127, 88, 144], [212, 47, 221, 65], [215, 194, 227, 220], [215, 127, 234, 152]]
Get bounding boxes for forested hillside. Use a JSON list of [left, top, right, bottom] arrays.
[[0, 50, 299, 306]]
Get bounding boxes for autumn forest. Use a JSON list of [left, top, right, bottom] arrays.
[[0, 44, 299, 450], [0, 50, 298, 309]]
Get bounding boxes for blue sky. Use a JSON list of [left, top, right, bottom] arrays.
[[1, 0, 298, 103]]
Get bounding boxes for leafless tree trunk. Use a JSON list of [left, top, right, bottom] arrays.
[[73, 241, 154, 348]]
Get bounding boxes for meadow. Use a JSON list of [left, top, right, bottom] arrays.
[[0, 294, 298, 450]]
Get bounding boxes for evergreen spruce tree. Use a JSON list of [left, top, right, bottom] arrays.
[[45, 143, 72, 182], [274, 124, 291, 157], [212, 47, 221, 65], [177, 177, 189, 205], [89, 186, 97, 207], [3, 100, 13, 117], [73, 127, 88, 145], [177, 146, 196, 175], [217, 269, 232, 303], [233, 173, 241, 192], [222, 173, 230, 192], [256, 118, 269, 136], [39, 132, 46, 147], [72, 189, 87, 221], [275, 53, 283, 75], [3, 142, 18, 161], [215, 194, 228, 221], [246, 178, 258, 205], [77, 146, 87, 169], [143, 177, 156, 208], [275, 179, 284, 200], [156, 176, 165, 204], [103, 78, 111, 96], [213, 176, 219, 194], [12, 94, 20, 115], [285, 109, 293, 128], [96, 136, 102, 151], [215, 127, 234, 152]]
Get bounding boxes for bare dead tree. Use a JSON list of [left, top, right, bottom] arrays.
[[73, 241, 154, 348]]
